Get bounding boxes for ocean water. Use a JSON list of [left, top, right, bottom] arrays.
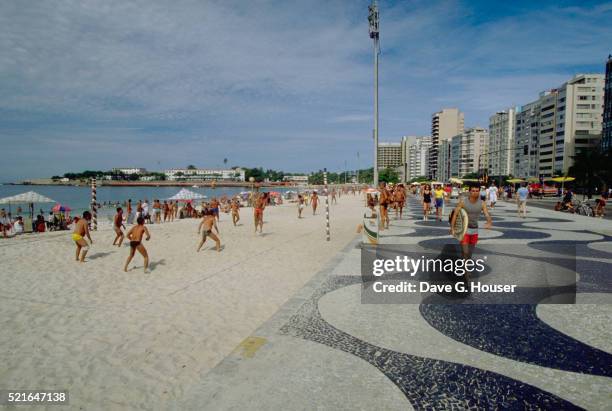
[[0, 185, 296, 219]]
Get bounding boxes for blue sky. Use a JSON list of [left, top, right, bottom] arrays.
[[1, 0, 611, 181]]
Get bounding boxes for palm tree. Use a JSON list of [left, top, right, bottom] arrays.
[[223, 158, 228, 168]]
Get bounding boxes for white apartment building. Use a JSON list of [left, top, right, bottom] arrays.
[[514, 100, 540, 178], [429, 108, 464, 180], [536, 74, 604, 177], [438, 142, 452, 182], [112, 167, 147, 175], [400, 135, 431, 182], [450, 127, 489, 178], [488, 108, 516, 177], [556, 74, 604, 174], [283, 175, 309, 185], [164, 168, 246, 181], [377, 142, 402, 169]]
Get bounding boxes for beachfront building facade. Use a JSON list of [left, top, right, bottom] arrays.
[[487, 108, 516, 177], [514, 100, 541, 178], [401, 135, 431, 181], [602, 54, 612, 152], [555, 74, 604, 174], [538, 74, 604, 177], [377, 142, 402, 169], [164, 168, 246, 182], [112, 167, 147, 175], [283, 175, 309, 186], [437, 141, 452, 182], [450, 127, 489, 178], [429, 108, 464, 180]]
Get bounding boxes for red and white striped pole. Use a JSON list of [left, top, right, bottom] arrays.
[[324, 168, 330, 241]]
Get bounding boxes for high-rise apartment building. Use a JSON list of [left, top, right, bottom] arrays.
[[377, 142, 402, 169], [514, 100, 541, 178], [488, 108, 516, 177], [602, 55, 612, 152], [450, 127, 489, 178], [538, 74, 604, 177], [401, 135, 431, 182], [428, 108, 464, 180]]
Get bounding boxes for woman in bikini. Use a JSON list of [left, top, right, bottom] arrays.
[[422, 185, 432, 221]]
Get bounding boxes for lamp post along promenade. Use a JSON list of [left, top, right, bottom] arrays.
[[368, 0, 380, 186]]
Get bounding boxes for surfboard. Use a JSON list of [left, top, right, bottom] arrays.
[[452, 208, 468, 241]]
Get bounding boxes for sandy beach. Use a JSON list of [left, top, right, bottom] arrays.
[[0, 194, 363, 409]]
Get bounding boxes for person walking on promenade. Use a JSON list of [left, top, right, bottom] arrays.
[[422, 185, 432, 221], [516, 183, 529, 218]]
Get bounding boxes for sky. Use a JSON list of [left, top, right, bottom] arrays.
[[1, 0, 611, 181]]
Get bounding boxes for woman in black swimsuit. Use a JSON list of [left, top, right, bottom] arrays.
[[422, 185, 432, 221]]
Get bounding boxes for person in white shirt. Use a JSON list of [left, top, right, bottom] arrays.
[[488, 185, 498, 208], [13, 216, 24, 234]]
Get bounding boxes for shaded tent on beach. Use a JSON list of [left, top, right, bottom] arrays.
[[0, 191, 55, 216], [0, 191, 56, 232]]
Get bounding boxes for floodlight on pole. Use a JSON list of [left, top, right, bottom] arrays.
[[368, 0, 380, 187]]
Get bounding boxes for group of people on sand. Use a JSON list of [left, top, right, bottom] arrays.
[[71, 192, 278, 272], [296, 191, 319, 219], [73, 210, 152, 272]]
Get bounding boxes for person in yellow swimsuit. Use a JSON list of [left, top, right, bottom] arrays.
[[434, 185, 446, 222], [72, 211, 93, 262]]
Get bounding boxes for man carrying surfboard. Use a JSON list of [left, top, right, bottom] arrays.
[[450, 185, 493, 265]]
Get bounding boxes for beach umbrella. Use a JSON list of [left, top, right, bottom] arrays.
[[551, 176, 575, 194], [0, 191, 55, 204], [168, 188, 206, 202], [0, 191, 55, 217], [507, 178, 525, 184], [52, 204, 71, 213], [551, 176, 575, 183]]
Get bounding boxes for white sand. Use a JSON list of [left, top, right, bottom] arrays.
[[0, 195, 363, 409]]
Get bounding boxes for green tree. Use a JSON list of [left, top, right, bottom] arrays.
[[187, 165, 197, 170], [568, 148, 611, 195], [379, 168, 399, 184]]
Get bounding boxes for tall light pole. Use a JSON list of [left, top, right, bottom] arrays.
[[356, 151, 360, 184], [368, 0, 380, 187]]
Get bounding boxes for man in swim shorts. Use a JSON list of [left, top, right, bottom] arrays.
[[198, 208, 221, 252], [72, 211, 93, 262], [450, 185, 493, 279], [311, 191, 319, 215], [254, 193, 267, 234], [124, 216, 151, 273], [231, 198, 240, 226], [112, 207, 125, 247]]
